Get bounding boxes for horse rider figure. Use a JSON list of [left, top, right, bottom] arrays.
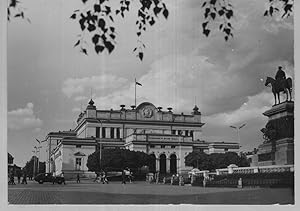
[[275, 66, 286, 90]]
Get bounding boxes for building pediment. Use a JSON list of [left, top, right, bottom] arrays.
[[74, 151, 86, 156]]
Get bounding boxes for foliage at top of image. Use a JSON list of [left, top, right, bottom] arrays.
[[7, 0, 294, 61]]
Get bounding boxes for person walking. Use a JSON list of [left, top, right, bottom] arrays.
[[121, 169, 126, 184], [76, 173, 80, 183], [17, 170, 21, 184], [21, 170, 27, 184], [61, 172, 66, 185], [10, 172, 16, 185], [129, 171, 133, 183]]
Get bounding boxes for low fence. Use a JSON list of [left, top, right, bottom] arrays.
[[192, 171, 294, 188], [215, 164, 294, 175]]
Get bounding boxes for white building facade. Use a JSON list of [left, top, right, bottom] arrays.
[[45, 100, 239, 178]]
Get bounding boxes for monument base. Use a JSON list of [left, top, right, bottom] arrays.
[[257, 138, 293, 166], [275, 138, 294, 165]]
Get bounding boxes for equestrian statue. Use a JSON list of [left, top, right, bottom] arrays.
[[265, 66, 293, 105]]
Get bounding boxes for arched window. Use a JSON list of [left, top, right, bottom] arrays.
[[170, 154, 177, 174], [149, 154, 156, 173], [159, 154, 166, 174]]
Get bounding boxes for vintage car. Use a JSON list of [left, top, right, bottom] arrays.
[[34, 173, 65, 184]]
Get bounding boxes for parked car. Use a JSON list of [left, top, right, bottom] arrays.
[[34, 173, 65, 184]]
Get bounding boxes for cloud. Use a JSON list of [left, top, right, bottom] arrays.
[[205, 91, 272, 127], [72, 107, 81, 113], [8, 103, 43, 130], [62, 75, 128, 98], [74, 96, 88, 102]]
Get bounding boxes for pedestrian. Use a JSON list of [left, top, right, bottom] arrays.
[[10, 172, 16, 185], [61, 172, 66, 185], [129, 171, 133, 183], [102, 171, 108, 184], [121, 169, 126, 184], [76, 173, 80, 183], [17, 170, 21, 184], [21, 171, 27, 184], [100, 170, 104, 183]]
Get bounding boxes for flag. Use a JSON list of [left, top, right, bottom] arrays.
[[136, 81, 142, 86]]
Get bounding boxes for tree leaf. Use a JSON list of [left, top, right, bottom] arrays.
[[202, 21, 208, 30], [138, 52, 143, 61], [110, 27, 115, 32], [218, 10, 225, 16], [104, 41, 115, 53], [92, 34, 100, 44], [74, 40, 80, 47], [70, 13, 76, 19], [205, 8, 210, 18], [110, 33, 116, 39], [81, 48, 88, 55], [203, 29, 210, 37], [153, 6, 162, 16], [95, 45, 105, 54], [98, 18, 105, 29], [210, 12, 216, 20], [94, 4, 101, 12], [87, 24, 96, 32], [149, 18, 155, 26], [163, 9, 169, 19], [226, 10, 233, 19]]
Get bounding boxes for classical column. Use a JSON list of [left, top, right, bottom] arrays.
[[177, 157, 180, 175], [156, 158, 160, 172], [166, 158, 170, 173], [106, 128, 110, 138]]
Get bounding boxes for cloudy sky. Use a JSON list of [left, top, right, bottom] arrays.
[[7, 0, 294, 166]]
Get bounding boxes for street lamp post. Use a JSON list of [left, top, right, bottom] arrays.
[[34, 146, 42, 175], [97, 119, 103, 172], [230, 123, 246, 151], [35, 139, 46, 174]]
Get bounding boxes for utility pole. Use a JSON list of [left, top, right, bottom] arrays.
[[230, 123, 246, 151], [32, 149, 36, 177]]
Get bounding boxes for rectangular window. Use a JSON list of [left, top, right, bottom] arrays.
[[150, 145, 155, 148], [171, 130, 176, 135], [96, 127, 100, 138], [171, 146, 176, 149], [178, 130, 182, 135], [116, 128, 120, 138], [185, 130, 189, 136], [161, 145, 165, 148], [224, 148, 228, 152], [190, 131, 194, 137], [102, 127, 106, 138], [110, 128, 114, 138], [75, 158, 82, 170], [76, 145, 81, 148]]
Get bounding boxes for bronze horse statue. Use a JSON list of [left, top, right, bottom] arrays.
[[265, 76, 292, 105]]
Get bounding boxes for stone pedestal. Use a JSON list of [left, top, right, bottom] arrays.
[[257, 102, 294, 166]]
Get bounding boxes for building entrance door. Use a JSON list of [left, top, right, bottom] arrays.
[[149, 154, 156, 173], [170, 154, 177, 174], [159, 154, 166, 174]]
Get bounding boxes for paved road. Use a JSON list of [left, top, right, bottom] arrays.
[[8, 180, 294, 204]]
